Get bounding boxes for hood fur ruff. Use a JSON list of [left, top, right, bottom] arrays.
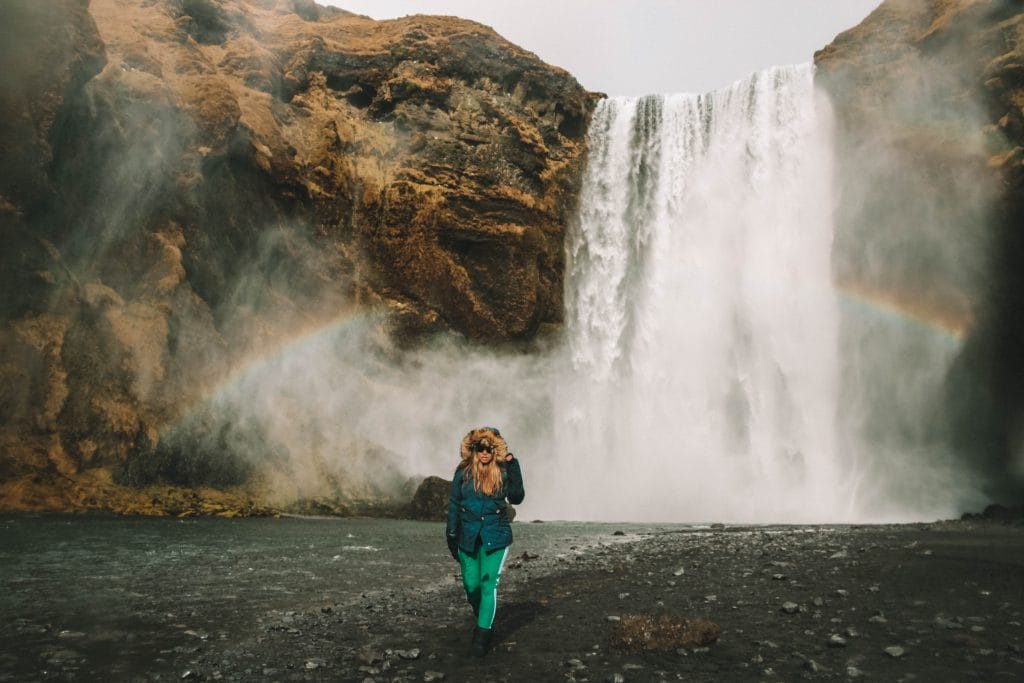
[[460, 427, 508, 463]]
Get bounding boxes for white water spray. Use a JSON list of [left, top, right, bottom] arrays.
[[530, 65, 846, 521]]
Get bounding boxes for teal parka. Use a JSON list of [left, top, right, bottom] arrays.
[[446, 428, 525, 554]]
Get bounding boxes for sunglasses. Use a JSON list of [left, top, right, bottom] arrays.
[[473, 442, 493, 453]]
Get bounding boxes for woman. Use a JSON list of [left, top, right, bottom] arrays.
[[445, 426, 525, 658]]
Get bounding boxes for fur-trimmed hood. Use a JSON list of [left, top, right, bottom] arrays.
[[460, 427, 508, 462]]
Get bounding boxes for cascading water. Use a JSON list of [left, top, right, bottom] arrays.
[[202, 64, 988, 523], [532, 64, 846, 522]]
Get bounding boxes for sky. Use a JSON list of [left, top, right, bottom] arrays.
[[321, 0, 882, 96]]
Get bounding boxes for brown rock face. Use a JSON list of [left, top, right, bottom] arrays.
[[0, 0, 594, 513], [815, 0, 1024, 499]]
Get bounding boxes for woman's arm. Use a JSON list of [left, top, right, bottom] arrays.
[[446, 468, 463, 539], [504, 457, 525, 505]]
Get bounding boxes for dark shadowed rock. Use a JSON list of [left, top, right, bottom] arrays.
[[408, 475, 450, 521]]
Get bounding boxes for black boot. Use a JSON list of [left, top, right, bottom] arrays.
[[468, 626, 492, 658]]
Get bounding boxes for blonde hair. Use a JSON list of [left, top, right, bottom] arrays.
[[459, 427, 507, 496]]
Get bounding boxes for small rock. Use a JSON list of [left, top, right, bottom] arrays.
[[423, 672, 445, 682], [884, 646, 905, 658], [835, 589, 849, 598], [673, 567, 685, 576], [868, 612, 887, 624], [704, 594, 717, 602], [606, 674, 625, 683], [935, 616, 963, 630], [565, 658, 586, 670], [181, 672, 197, 680], [828, 634, 847, 647], [845, 626, 860, 638], [606, 615, 621, 622], [772, 573, 786, 581], [803, 659, 824, 672], [618, 593, 630, 599], [846, 666, 866, 677], [396, 648, 420, 660], [781, 602, 800, 614], [613, 530, 626, 536], [812, 597, 824, 607], [829, 549, 848, 559]]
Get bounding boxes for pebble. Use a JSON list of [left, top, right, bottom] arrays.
[[781, 602, 800, 614], [846, 666, 866, 677], [618, 592, 630, 599], [868, 613, 888, 624], [395, 648, 420, 660], [935, 616, 963, 630], [606, 615, 621, 622], [803, 659, 824, 672], [827, 634, 847, 647], [606, 674, 625, 683], [565, 658, 586, 670], [884, 646, 906, 658], [673, 567, 685, 576], [423, 672, 445, 682]]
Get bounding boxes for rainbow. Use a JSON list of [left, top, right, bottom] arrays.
[[159, 309, 371, 438], [834, 277, 971, 344]]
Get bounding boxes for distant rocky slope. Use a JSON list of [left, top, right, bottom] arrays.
[[815, 0, 1024, 500], [0, 0, 593, 513]]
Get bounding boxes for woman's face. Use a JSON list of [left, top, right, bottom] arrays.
[[475, 443, 493, 465]]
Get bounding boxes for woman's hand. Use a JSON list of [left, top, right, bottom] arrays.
[[446, 535, 459, 560], [505, 452, 514, 462]]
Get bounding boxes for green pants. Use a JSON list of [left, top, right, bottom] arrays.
[[458, 546, 510, 629]]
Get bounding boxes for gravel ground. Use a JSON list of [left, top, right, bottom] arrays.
[[178, 520, 1024, 682]]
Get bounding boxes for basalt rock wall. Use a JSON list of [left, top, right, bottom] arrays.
[[815, 0, 1024, 500], [0, 0, 595, 513]]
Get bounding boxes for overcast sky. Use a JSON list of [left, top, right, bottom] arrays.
[[321, 1, 881, 96]]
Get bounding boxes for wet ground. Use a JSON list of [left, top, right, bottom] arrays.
[[1, 515, 1022, 681]]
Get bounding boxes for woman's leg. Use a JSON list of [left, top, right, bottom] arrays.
[[475, 546, 510, 629], [457, 548, 482, 616]]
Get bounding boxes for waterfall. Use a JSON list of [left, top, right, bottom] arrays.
[[533, 65, 846, 522]]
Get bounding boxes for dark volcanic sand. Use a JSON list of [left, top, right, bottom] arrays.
[[3, 518, 1023, 681], [205, 521, 1024, 682]]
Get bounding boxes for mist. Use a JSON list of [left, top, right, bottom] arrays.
[[167, 56, 1001, 523]]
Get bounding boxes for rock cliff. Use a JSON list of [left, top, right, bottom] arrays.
[[815, 0, 1024, 500], [0, 0, 594, 513]]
